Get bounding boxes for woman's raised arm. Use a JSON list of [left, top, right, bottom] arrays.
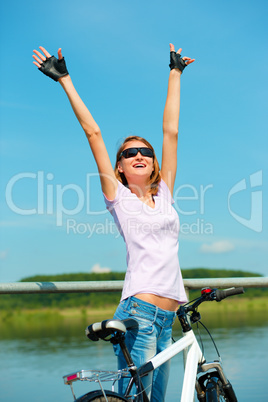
[[32, 46, 118, 200], [161, 43, 194, 195]]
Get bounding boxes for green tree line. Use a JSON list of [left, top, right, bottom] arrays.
[[1, 268, 266, 310]]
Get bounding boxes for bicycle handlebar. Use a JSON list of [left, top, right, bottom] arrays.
[[177, 287, 245, 332], [181, 287, 245, 315], [215, 287, 245, 301]]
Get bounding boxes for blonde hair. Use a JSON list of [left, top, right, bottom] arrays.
[[114, 136, 161, 195]]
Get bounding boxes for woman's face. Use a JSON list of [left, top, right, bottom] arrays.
[[117, 140, 155, 186]]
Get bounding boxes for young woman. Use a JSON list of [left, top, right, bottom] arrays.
[[33, 44, 194, 401]]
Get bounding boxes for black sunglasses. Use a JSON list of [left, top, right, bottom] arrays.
[[119, 147, 154, 159]]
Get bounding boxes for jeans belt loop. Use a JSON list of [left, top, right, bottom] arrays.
[[154, 306, 159, 322], [126, 296, 132, 310]]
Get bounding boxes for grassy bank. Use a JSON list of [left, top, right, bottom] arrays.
[[1, 296, 267, 324], [1, 297, 267, 340]]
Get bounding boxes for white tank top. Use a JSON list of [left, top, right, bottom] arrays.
[[104, 179, 187, 303]]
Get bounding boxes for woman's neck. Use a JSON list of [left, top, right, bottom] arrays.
[[128, 182, 155, 208], [128, 182, 151, 198]]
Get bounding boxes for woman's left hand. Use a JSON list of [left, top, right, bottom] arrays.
[[32, 46, 68, 82]]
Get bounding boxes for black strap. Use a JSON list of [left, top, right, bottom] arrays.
[[169, 51, 187, 73], [39, 56, 69, 82]]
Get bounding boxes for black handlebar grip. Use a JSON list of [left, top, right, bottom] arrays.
[[215, 287, 245, 301], [86, 324, 99, 341]]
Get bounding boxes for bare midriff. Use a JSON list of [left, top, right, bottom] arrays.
[[134, 293, 178, 311]]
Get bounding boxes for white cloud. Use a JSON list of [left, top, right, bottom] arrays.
[[0, 221, 26, 227], [0, 250, 9, 260], [200, 240, 235, 254], [91, 263, 111, 273], [0, 216, 60, 229], [0, 100, 38, 111]]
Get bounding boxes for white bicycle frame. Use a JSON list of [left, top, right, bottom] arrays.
[[64, 329, 204, 401], [64, 325, 232, 401], [141, 329, 204, 402]]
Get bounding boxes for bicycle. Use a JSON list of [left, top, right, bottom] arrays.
[[63, 286, 244, 401]]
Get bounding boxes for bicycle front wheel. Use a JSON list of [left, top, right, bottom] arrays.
[[75, 389, 128, 402], [205, 378, 230, 402]]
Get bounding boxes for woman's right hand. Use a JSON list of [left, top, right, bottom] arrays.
[[169, 43, 195, 73], [32, 46, 69, 82]]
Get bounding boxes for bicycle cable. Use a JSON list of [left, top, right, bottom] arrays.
[[183, 296, 202, 308], [198, 320, 222, 361], [196, 321, 205, 359]]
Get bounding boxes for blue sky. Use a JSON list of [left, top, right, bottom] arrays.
[[0, 0, 267, 282]]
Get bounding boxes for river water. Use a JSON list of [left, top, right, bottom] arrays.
[[0, 311, 267, 401]]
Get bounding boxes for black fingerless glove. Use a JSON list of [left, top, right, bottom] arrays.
[[169, 51, 187, 73], [39, 56, 69, 82]]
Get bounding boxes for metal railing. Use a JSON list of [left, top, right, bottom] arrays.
[[0, 277, 267, 295]]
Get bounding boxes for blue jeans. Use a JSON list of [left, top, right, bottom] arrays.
[[113, 296, 176, 401]]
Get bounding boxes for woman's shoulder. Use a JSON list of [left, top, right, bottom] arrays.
[[103, 180, 130, 206], [157, 179, 175, 204]]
